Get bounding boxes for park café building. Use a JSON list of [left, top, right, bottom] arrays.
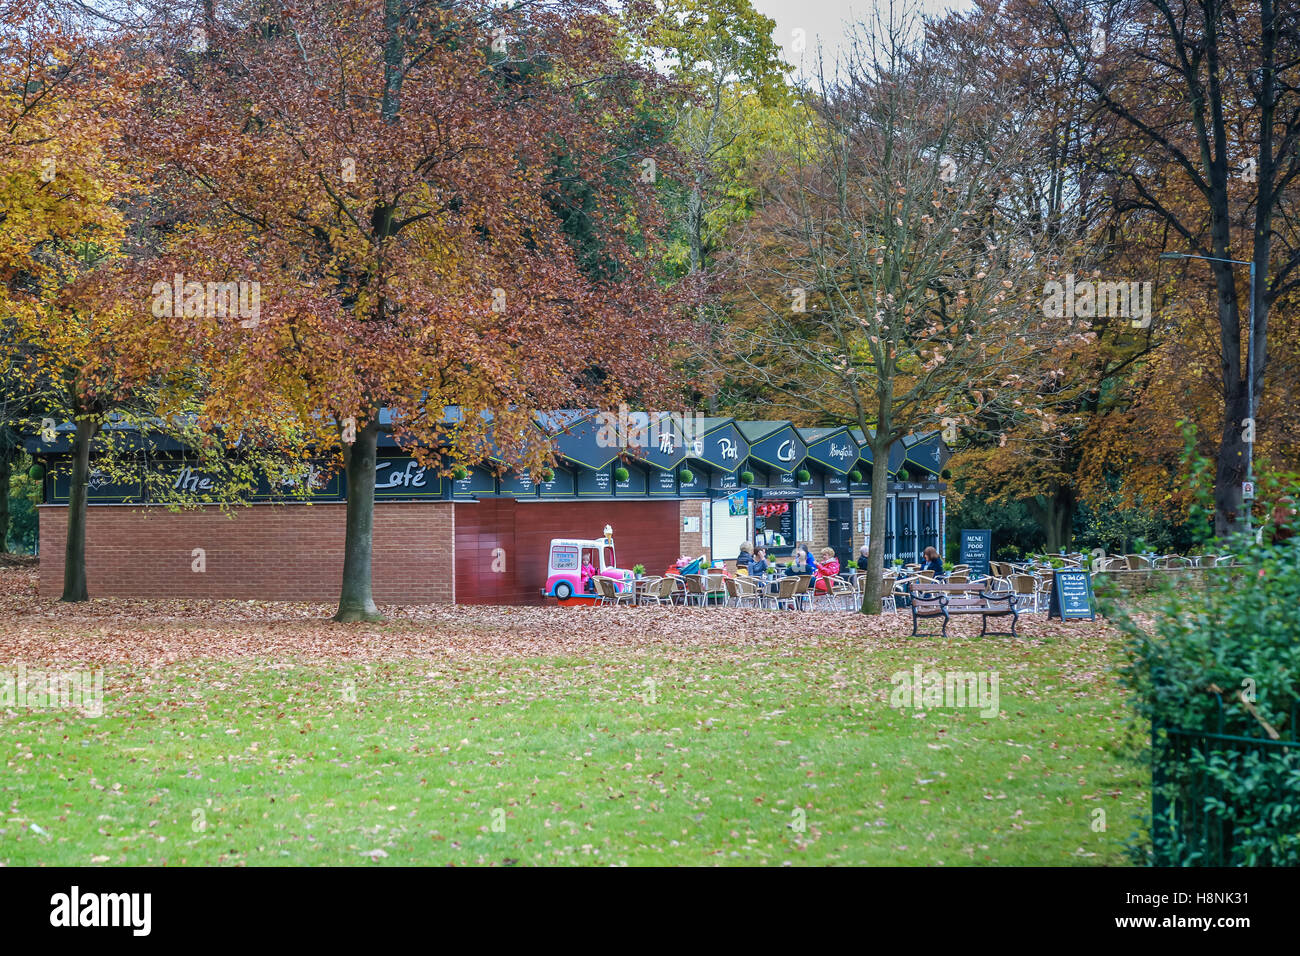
[[29, 410, 950, 605]]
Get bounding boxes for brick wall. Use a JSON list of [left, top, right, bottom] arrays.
[[678, 499, 708, 563], [853, 497, 872, 558], [38, 502, 455, 604], [802, 498, 828, 552], [456, 499, 682, 604]]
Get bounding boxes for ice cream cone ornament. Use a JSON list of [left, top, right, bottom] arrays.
[[603, 524, 614, 544]]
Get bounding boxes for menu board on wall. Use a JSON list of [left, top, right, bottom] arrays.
[[614, 466, 647, 495], [537, 469, 576, 497], [710, 470, 740, 492], [678, 468, 707, 496], [648, 469, 678, 496], [577, 468, 613, 496], [452, 466, 497, 497], [498, 472, 537, 497]]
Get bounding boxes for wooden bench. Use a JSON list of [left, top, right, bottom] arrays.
[[909, 581, 1019, 637]]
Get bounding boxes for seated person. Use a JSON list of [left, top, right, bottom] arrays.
[[921, 546, 945, 578], [786, 548, 816, 575], [750, 548, 770, 576], [855, 545, 871, 571], [814, 547, 840, 592], [736, 541, 755, 574]]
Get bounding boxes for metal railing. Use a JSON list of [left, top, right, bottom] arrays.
[[1151, 694, 1300, 866]]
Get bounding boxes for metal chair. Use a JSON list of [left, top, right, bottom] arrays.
[[1008, 574, 1039, 612], [773, 576, 800, 610], [682, 574, 709, 606]]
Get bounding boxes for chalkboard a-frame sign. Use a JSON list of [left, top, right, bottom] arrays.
[[959, 529, 991, 577], [1049, 570, 1096, 620]]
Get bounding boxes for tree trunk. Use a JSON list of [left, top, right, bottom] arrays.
[[335, 421, 382, 622], [0, 451, 11, 553], [859, 435, 893, 615], [1214, 385, 1250, 538], [1027, 485, 1074, 553], [61, 418, 98, 602]]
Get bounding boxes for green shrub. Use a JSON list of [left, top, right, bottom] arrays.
[[1112, 527, 1300, 865]]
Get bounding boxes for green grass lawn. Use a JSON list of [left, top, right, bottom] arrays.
[[0, 602, 1146, 866]]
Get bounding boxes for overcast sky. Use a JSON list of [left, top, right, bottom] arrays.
[[750, 0, 974, 77]]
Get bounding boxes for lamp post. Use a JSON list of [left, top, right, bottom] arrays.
[[1159, 251, 1257, 534]]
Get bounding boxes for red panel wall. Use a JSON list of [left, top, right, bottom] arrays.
[[455, 499, 681, 604], [38, 502, 455, 604]]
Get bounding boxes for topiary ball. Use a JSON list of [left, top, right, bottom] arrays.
[[678, 468, 694, 483], [848, 470, 862, 483], [739, 470, 754, 484], [27, 464, 45, 481], [452, 466, 468, 481], [540, 468, 555, 482], [796, 469, 811, 483], [940, 468, 952, 480], [614, 466, 630, 482]]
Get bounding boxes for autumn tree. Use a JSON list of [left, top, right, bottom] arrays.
[[0, 0, 157, 599], [716, 10, 1086, 613], [129, 0, 687, 620], [1042, 0, 1300, 536]]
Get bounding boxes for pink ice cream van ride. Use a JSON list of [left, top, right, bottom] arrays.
[[541, 526, 635, 605]]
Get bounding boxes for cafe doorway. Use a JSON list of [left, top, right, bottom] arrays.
[[827, 498, 853, 569]]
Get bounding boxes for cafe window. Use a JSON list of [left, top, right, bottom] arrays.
[[755, 500, 795, 554]]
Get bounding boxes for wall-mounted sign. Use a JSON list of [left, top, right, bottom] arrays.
[[690, 420, 750, 473], [614, 465, 647, 495], [677, 467, 707, 496], [739, 422, 807, 474], [538, 469, 576, 497], [452, 466, 497, 497], [800, 427, 860, 475], [577, 468, 613, 496], [625, 411, 691, 472], [711, 470, 740, 492], [498, 471, 537, 497], [904, 431, 948, 476], [551, 414, 621, 471], [51, 464, 142, 503], [374, 457, 443, 498], [648, 469, 679, 496]]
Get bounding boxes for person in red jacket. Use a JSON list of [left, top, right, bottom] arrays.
[[814, 547, 840, 593]]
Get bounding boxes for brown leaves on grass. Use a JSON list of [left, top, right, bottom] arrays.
[[0, 568, 1125, 667]]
